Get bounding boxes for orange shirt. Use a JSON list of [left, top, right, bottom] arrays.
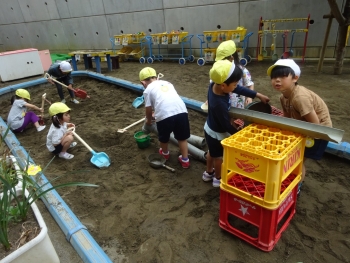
[[280, 85, 332, 127]]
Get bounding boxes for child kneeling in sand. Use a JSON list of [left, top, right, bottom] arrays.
[[140, 67, 190, 168], [267, 59, 332, 194], [46, 102, 77, 160]]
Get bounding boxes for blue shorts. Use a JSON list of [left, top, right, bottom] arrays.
[[304, 139, 328, 160], [51, 144, 63, 154], [156, 113, 190, 143], [204, 131, 223, 158]]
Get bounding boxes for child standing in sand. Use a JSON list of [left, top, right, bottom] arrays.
[[204, 60, 269, 187], [140, 67, 190, 168], [46, 102, 77, 160], [7, 89, 46, 133], [267, 59, 332, 194]]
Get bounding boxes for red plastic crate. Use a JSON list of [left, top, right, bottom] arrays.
[[221, 171, 300, 209], [219, 184, 298, 251]]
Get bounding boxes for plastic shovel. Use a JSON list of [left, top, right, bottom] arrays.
[[132, 95, 144, 108], [281, 32, 289, 59], [68, 127, 110, 168], [117, 117, 146, 133], [262, 31, 268, 57], [132, 73, 164, 108], [44, 73, 90, 99], [288, 30, 296, 57], [39, 93, 46, 125], [258, 33, 263, 61]]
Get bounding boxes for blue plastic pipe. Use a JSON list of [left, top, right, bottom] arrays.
[[1, 71, 348, 263]]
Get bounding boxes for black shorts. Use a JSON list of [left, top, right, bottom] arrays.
[[156, 113, 190, 143], [304, 139, 328, 160], [204, 131, 223, 158], [51, 144, 63, 154]]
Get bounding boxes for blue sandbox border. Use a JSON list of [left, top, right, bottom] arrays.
[[0, 71, 349, 262]]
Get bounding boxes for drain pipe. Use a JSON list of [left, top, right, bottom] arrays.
[[0, 118, 112, 263]]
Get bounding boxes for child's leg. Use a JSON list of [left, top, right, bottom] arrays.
[[159, 142, 169, 153], [13, 112, 40, 132], [61, 134, 74, 153], [205, 151, 214, 174], [55, 83, 65, 100], [177, 140, 188, 159], [213, 157, 223, 180]]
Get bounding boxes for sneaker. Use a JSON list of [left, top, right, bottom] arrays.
[[36, 125, 46, 132], [202, 170, 215, 182], [70, 98, 79, 104], [69, 142, 77, 148], [61, 99, 66, 104], [59, 152, 74, 160], [159, 148, 170, 160], [212, 177, 221, 187], [178, 155, 190, 169]]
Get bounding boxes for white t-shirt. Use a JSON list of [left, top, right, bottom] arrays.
[[46, 122, 68, 152], [230, 66, 254, 108], [143, 80, 187, 122], [7, 99, 27, 130]]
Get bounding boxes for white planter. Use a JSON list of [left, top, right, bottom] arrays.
[[1, 189, 60, 263]]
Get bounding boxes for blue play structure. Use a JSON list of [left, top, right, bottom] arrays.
[[138, 34, 195, 65]]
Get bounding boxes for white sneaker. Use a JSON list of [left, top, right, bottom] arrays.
[[69, 142, 77, 148], [70, 98, 79, 104], [61, 99, 66, 104], [202, 170, 215, 182], [212, 177, 221, 187], [37, 125, 46, 132], [59, 152, 74, 160]]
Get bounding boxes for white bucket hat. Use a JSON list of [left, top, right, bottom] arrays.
[[60, 61, 72, 73], [267, 59, 301, 77]]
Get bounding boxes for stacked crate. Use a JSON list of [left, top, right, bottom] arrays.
[[219, 123, 306, 251]]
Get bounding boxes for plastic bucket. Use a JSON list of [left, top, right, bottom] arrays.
[[134, 131, 150, 149]]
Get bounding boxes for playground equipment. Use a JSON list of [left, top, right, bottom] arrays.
[[144, 31, 195, 65], [196, 27, 252, 66], [257, 15, 312, 63]]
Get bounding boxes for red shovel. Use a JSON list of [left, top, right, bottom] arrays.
[[44, 73, 90, 99]]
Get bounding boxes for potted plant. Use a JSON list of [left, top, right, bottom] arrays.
[[0, 129, 98, 262]]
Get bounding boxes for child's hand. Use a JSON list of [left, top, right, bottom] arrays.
[[256, 93, 270, 104], [39, 107, 44, 113], [245, 97, 252, 105], [67, 123, 75, 128]]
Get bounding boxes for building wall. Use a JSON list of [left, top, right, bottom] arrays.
[[0, 0, 346, 58]]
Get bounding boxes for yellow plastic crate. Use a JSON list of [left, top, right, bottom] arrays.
[[217, 30, 229, 42], [131, 33, 146, 43], [203, 31, 218, 42], [114, 35, 123, 45], [160, 33, 172, 44], [204, 48, 216, 62], [221, 123, 305, 195], [227, 27, 247, 42], [171, 31, 188, 44], [150, 33, 162, 44], [122, 34, 132, 45]]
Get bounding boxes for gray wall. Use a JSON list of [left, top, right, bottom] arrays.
[[0, 0, 346, 58]]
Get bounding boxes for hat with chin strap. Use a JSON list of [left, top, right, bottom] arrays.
[[60, 61, 72, 73], [49, 102, 71, 116]]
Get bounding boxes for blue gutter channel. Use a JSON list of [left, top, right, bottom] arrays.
[[0, 71, 349, 262]]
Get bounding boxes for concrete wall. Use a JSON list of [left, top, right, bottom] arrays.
[[0, 0, 347, 58]]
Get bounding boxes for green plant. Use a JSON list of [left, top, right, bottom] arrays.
[[0, 128, 99, 251]]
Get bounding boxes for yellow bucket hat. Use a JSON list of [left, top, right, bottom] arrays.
[[215, 40, 237, 61], [139, 67, 157, 81], [15, 89, 30, 100], [210, 60, 236, 84], [49, 102, 71, 116]]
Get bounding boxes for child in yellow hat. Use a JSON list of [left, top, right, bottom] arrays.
[[7, 89, 46, 133], [203, 60, 269, 187], [140, 67, 190, 168], [46, 102, 77, 160]]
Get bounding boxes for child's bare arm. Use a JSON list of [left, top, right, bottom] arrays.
[[255, 93, 270, 104], [145, 106, 153, 125], [303, 110, 320, 124], [24, 103, 43, 113]]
